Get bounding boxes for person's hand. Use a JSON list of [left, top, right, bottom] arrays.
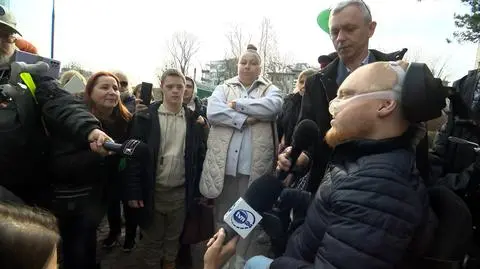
[[204, 228, 239, 269], [228, 101, 237, 110], [246, 117, 259, 126], [277, 146, 293, 172], [128, 200, 144, 208], [135, 98, 148, 112], [282, 173, 294, 187], [197, 115, 206, 126], [87, 129, 113, 156], [297, 152, 310, 167], [278, 142, 286, 155], [277, 147, 310, 172]]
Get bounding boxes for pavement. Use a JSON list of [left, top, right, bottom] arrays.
[[96, 217, 206, 269]]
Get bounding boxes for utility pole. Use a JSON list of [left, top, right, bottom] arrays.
[[50, 0, 55, 58]]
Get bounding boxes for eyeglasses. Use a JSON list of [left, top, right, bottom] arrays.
[[119, 81, 128, 88]]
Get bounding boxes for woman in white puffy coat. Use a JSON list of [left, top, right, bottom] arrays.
[[200, 44, 283, 269]]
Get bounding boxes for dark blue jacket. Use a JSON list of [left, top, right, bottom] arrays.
[[271, 131, 437, 269]]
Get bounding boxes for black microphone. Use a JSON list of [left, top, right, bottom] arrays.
[[278, 119, 320, 181], [103, 139, 149, 158], [222, 174, 285, 243]]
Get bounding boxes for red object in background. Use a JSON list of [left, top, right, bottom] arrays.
[[15, 37, 38, 54]]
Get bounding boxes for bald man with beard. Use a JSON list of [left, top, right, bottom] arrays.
[[244, 61, 438, 269]]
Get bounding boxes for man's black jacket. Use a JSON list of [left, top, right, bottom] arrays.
[[124, 102, 207, 229], [298, 48, 431, 193], [1, 76, 100, 202]]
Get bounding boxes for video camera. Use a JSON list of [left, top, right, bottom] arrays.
[[0, 50, 59, 103]]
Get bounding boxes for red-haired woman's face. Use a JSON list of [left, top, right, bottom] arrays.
[[90, 75, 120, 109]]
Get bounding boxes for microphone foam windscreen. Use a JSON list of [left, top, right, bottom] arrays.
[[243, 174, 284, 213], [292, 119, 320, 150]]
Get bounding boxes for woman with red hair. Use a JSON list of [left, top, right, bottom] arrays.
[[47, 72, 131, 269], [83, 71, 131, 123]]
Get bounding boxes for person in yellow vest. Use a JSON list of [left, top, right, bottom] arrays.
[[0, 4, 111, 206]]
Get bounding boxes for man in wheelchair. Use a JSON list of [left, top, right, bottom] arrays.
[[204, 60, 474, 269]]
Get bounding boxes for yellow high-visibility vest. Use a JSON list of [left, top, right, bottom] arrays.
[[19, 72, 37, 104]]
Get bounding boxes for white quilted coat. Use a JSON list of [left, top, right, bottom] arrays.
[[200, 77, 279, 198]]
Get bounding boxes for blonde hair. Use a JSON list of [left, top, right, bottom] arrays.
[[160, 69, 186, 85], [293, 69, 317, 93], [59, 70, 87, 87], [240, 44, 262, 64]]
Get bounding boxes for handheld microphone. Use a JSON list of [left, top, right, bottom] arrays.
[[222, 174, 284, 243], [278, 119, 320, 181], [103, 139, 149, 158]]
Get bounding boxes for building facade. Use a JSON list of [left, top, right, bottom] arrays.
[[201, 58, 237, 87]]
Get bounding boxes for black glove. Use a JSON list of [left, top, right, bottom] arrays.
[[277, 188, 312, 219]]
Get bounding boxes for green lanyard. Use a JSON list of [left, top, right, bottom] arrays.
[[118, 158, 127, 171]]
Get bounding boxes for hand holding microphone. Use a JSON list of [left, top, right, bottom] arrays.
[[221, 174, 284, 244], [204, 228, 239, 269], [277, 119, 319, 182], [88, 129, 113, 156], [102, 139, 149, 159]]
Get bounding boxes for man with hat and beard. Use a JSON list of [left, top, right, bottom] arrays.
[[0, 4, 111, 205]]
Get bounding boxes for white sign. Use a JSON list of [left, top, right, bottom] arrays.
[[223, 197, 263, 239]]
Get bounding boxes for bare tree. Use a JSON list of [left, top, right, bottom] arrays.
[[403, 49, 450, 82], [220, 25, 252, 80], [60, 62, 92, 79], [156, 60, 177, 82], [166, 31, 200, 75], [225, 24, 252, 59], [258, 17, 280, 73]]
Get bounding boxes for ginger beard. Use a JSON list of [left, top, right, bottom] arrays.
[[325, 104, 375, 148]]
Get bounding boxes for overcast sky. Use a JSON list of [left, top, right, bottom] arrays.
[[12, 0, 478, 86]]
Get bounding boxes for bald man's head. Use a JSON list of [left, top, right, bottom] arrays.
[[325, 60, 410, 148], [112, 71, 129, 93], [340, 61, 408, 94]]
